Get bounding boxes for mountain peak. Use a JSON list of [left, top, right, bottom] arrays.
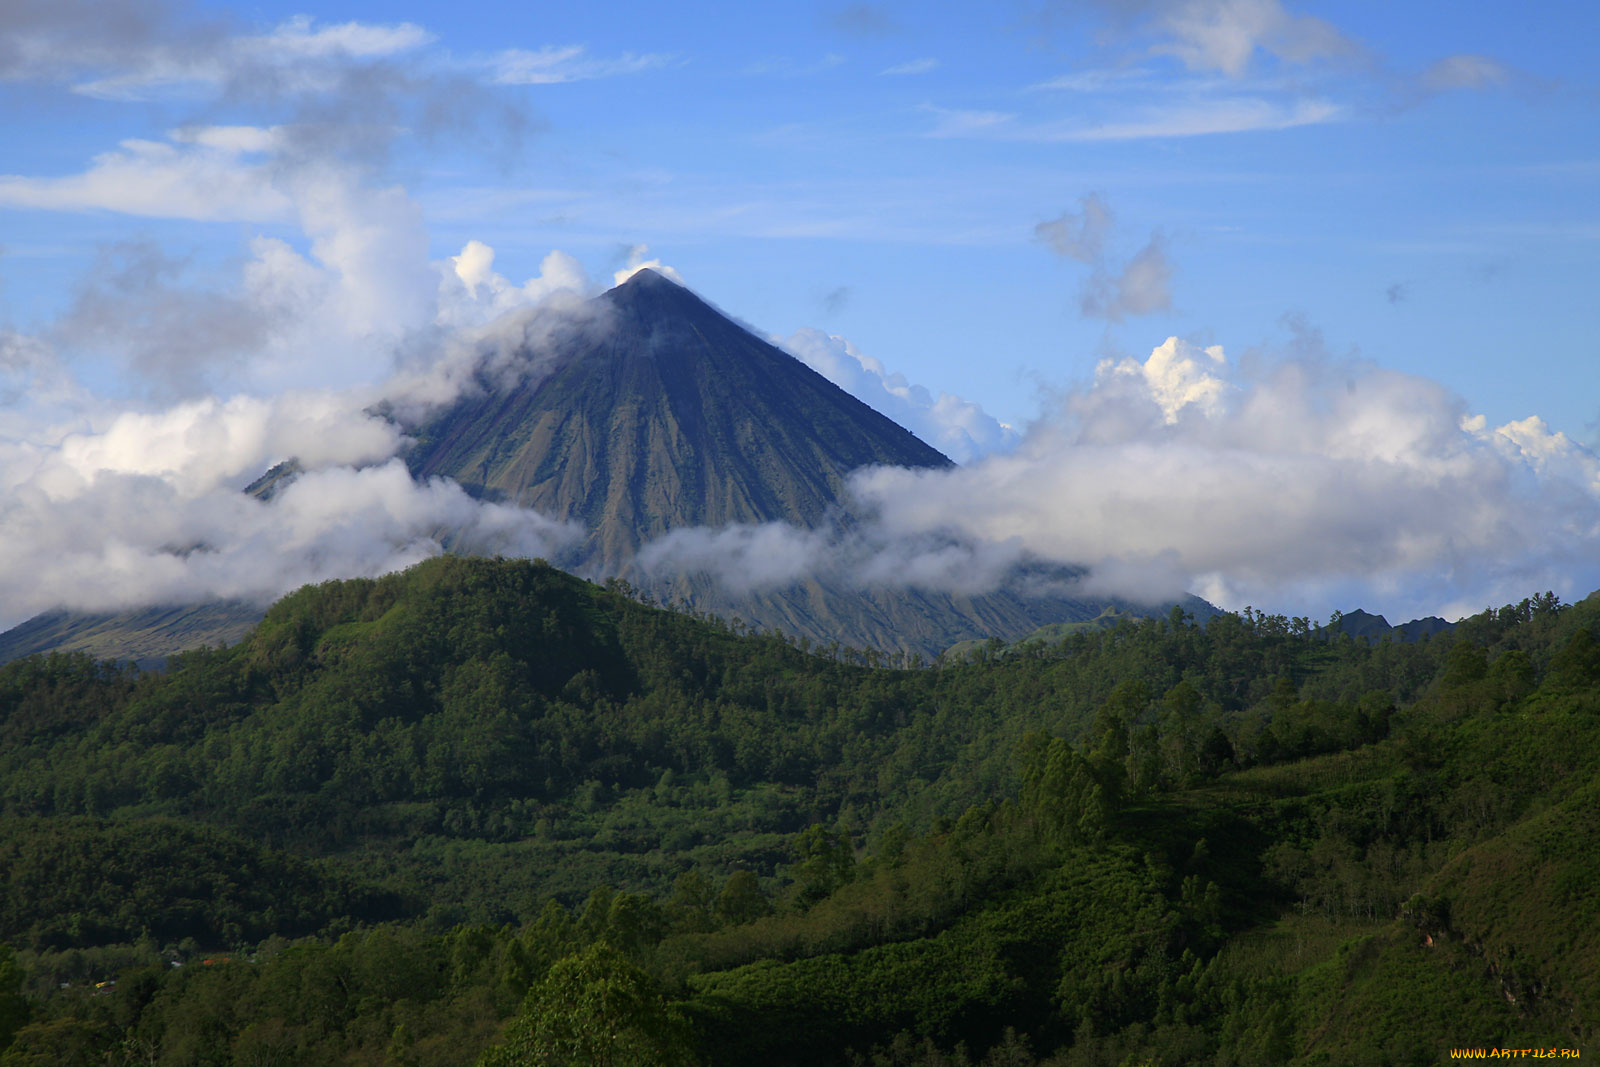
[[602, 267, 712, 320], [612, 266, 679, 292]]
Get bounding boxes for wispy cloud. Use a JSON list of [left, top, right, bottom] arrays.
[[882, 58, 939, 76], [924, 97, 1338, 141], [63, 14, 436, 100], [1036, 193, 1173, 321], [0, 129, 291, 221], [1031, 67, 1154, 92], [488, 45, 675, 85], [922, 105, 1016, 138], [1056, 96, 1340, 140], [1420, 53, 1512, 92]]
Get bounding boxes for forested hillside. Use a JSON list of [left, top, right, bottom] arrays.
[[0, 557, 1594, 1064]]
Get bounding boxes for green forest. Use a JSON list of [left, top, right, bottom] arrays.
[[0, 555, 1594, 1065]]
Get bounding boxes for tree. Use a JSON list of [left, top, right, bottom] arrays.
[[476, 941, 698, 1067]]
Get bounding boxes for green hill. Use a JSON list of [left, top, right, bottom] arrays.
[[0, 560, 1594, 1065]]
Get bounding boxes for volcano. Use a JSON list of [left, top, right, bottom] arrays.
[[406, 269, 952, 571], [404, 269, 1141, 655]]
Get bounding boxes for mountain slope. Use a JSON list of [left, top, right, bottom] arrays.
[[407, 269, 952, 570], [0, 602, 263, 668]]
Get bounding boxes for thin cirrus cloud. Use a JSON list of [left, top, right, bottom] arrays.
[[487, 45, 676, 85], [923, 97, 1339, 141], [881, 58, 939, 76]]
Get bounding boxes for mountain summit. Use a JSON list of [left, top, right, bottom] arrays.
[[407, 269, 951, 572]]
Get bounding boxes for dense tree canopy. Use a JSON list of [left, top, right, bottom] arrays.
[[0, 557, 1594, 1064]]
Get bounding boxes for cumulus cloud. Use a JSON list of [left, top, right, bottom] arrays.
[[0, 456, 581, 629], [1037, 195, 1174, 321], [437, 241, 592, 327], [841, 335, 1600, 621], [0, 228, 617, 631], [612, 244, 685, 287], [0, 379, 583, 630], [3, 124, 449, 395], [778, 327, 1017, 462]]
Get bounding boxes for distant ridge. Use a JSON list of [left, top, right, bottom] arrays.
[[1327, 608, 1455, 644]]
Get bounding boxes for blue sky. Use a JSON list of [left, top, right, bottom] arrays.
[[1, 0, 1598, 627]]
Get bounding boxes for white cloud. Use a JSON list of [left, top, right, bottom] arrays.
[[779, 327, 1017, 462], [437, 240, 593, 328], [612, 244, 685, 287], [0, 132, 291, 221], [634, 519, 1042, 600], [841, 334, 1600, 621], [0, 455, 582, 629], [489, 45, 674, 85], [246, 15, 434, 61], [0, 373, 584, 630], [636, 523, 832, 594], [1094, 337, 1228, 423], [924, 97, 1338, 142], [1058, 96, 1339, 140], [0, 316, 607, 629]]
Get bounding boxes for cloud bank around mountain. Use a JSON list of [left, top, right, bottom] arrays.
[[637, 332, 1600, 623]]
